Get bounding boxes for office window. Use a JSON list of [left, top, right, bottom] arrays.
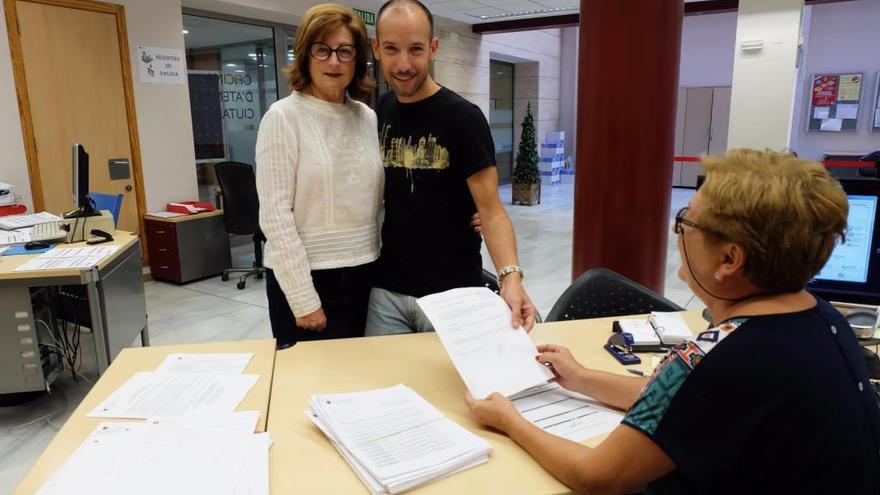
[[183, 12, 295, 202]]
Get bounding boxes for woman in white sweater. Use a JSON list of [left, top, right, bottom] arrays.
[[255, 4, 383, 348]]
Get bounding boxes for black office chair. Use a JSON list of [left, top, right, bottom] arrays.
[[215, 161, 265, 290], [545, 268, 683, 322], [857, 151, 880, 178], [481, 268, 543, 323]]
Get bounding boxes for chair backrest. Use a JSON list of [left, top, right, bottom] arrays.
[[215, 161, 260, 236], [545, 268, 684, 322], [87, 192, 123, 227]]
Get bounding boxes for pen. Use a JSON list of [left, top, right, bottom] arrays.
[[627, 369, 647, 377]]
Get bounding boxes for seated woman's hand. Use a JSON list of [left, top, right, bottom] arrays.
[[536, 344, 587, 391], [464, 392, 521, 433], [296, 307, 327, 331]]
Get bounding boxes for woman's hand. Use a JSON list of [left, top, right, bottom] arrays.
[[296, 307, 327, 331], [464, 392, 522, 433], [536, 344, 587, 392]]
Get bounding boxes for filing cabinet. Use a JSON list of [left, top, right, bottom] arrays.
[[144, 210, 231, 283]]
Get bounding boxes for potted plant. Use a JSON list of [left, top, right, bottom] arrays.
[[512, 102, 541, 205]]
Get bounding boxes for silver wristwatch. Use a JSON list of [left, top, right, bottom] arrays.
[[497, 265, 524, 284]]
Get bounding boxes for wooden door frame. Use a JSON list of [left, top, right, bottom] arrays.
[[3, 0, 148, 242]]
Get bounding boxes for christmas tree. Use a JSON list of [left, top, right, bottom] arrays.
[[513, 102, 540, 185]]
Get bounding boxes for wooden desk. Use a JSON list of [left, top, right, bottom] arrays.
[[0, 231, 147, 394], [267, 311, 707, 494], [12, 339, 277, 495]]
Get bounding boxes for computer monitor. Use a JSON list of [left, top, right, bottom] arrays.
[[70, 143, 97, 216], [807, 179, 880, 305]]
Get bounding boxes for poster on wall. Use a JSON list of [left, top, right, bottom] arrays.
[[807, 72, 863, 132], [138, 45, 186, 85], [873, 72, 880, 132]]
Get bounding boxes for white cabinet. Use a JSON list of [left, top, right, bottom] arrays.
[[673, 86, 731, 187]]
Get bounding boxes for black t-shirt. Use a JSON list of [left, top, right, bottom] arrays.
[[374, 88, 496, 297], [623, 299, 880, 494]]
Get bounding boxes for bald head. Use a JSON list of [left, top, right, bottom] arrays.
[[376, 0, 434, 38]]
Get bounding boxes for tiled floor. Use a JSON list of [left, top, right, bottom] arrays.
[[0, 181, 699, 493]]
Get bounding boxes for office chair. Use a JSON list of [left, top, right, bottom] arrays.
[[215, 161, 265, 290], [857, 151, 880, 178], [87, 192, 123, 227], [545, 268, 683, 322], [481, 268, 542, 323]]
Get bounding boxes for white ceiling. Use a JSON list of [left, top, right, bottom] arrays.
[[421, 0, 717, 25]]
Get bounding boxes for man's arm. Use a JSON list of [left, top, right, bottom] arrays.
[[466, 167, 535, 330]]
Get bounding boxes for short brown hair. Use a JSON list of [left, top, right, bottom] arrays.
[[283, 4, 374, 100], [698, 149, 848, 293]]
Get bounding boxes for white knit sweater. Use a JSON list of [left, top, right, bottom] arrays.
[[255, 91, 383, 317]]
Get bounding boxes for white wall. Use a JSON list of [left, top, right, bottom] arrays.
[[0, 0, 198, 213], [0, 10, 30, 209], [727, 0, 804, 150], [791, 0, 880, 160]]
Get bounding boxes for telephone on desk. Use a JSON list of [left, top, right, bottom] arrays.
[[166, 201, 216, 215]]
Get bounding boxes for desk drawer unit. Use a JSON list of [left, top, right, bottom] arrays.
[[145, 214, 231, 283]]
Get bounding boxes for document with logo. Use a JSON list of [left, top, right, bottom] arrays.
[[417, 287, 554, 399]]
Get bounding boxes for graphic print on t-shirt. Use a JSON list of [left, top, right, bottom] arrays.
[[379, 123, 449, 170]]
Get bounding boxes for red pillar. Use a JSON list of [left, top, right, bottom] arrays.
[[572, 0, 683, 293]]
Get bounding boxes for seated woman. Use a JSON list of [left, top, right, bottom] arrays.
[[465, 149, 880, 494]]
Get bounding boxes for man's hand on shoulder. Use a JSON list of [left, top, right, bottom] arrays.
[[500, 273, 535, 332]]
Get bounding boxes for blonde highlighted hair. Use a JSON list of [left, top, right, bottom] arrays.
[[698, 149, 848, 293], [283, 4, 374, 100]]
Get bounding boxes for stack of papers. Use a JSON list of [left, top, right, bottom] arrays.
[[36, 413, 270, 495], [0, 211, 61, 230], [39, 352, 266, 495], [416, 287, 554, 399], [308, 384, 492, 494]]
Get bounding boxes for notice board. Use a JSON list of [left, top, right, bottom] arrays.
[[807, 72, 864, 132], [873, 72, 880, 132]]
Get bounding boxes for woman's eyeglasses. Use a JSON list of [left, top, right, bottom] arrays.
[[674, 207, 702, 235], [309, 43, 356, 63]]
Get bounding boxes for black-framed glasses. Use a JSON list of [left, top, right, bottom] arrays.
[[308, 43, 356, 63], [674, 207, 701, 235]]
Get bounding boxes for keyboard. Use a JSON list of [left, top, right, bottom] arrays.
[[30, 221, 68, 242]]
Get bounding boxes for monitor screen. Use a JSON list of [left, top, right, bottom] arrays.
[[808, 179, 880, 305]]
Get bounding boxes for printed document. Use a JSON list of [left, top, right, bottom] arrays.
[[14, 245, 119, 271], [308, 384, 491, 494], [417, 287, 554, 399], [0, 211, 61, 230], [511, 383, 622, 442], [87, 372, 259, 419], [155, 353, 255, 374]]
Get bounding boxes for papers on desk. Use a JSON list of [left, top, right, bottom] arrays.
[[0, 229, 30, 246], [156, 352, 254, 374], [14, 245, 119, 271], [88, 371, 259, 419], [36, 412, 271, 495], [417, 287, 554, 399], [308, 384, 492, 494], [511, 383, 622, 442], [0, 211, 60, 230]]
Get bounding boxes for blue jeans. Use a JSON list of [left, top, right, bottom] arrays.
[[364, 287, 434, 336]]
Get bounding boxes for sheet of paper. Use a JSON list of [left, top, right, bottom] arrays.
[[616, 319, 660, 346], [147, 211, 185, 218], [156, 353, 254, 375], [650, 312, 693, 344], [14, 245, 119, 271], [511, 383, 622, 442], [813, 106, 830, 119], [0, 230, 29, 246], [835, 103, 859, 119], [0, 211, 61, 230], [0, 246, 10, 255], [417, 287, 554, 399], [820, 118, 843, 131], [87, 372, 259, 419]]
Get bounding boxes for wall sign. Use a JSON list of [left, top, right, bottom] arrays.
[[807, 72, 863, 132], [138, 45, 186, 85]]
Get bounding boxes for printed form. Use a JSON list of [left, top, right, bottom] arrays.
[[417, 287, 554, 399]]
